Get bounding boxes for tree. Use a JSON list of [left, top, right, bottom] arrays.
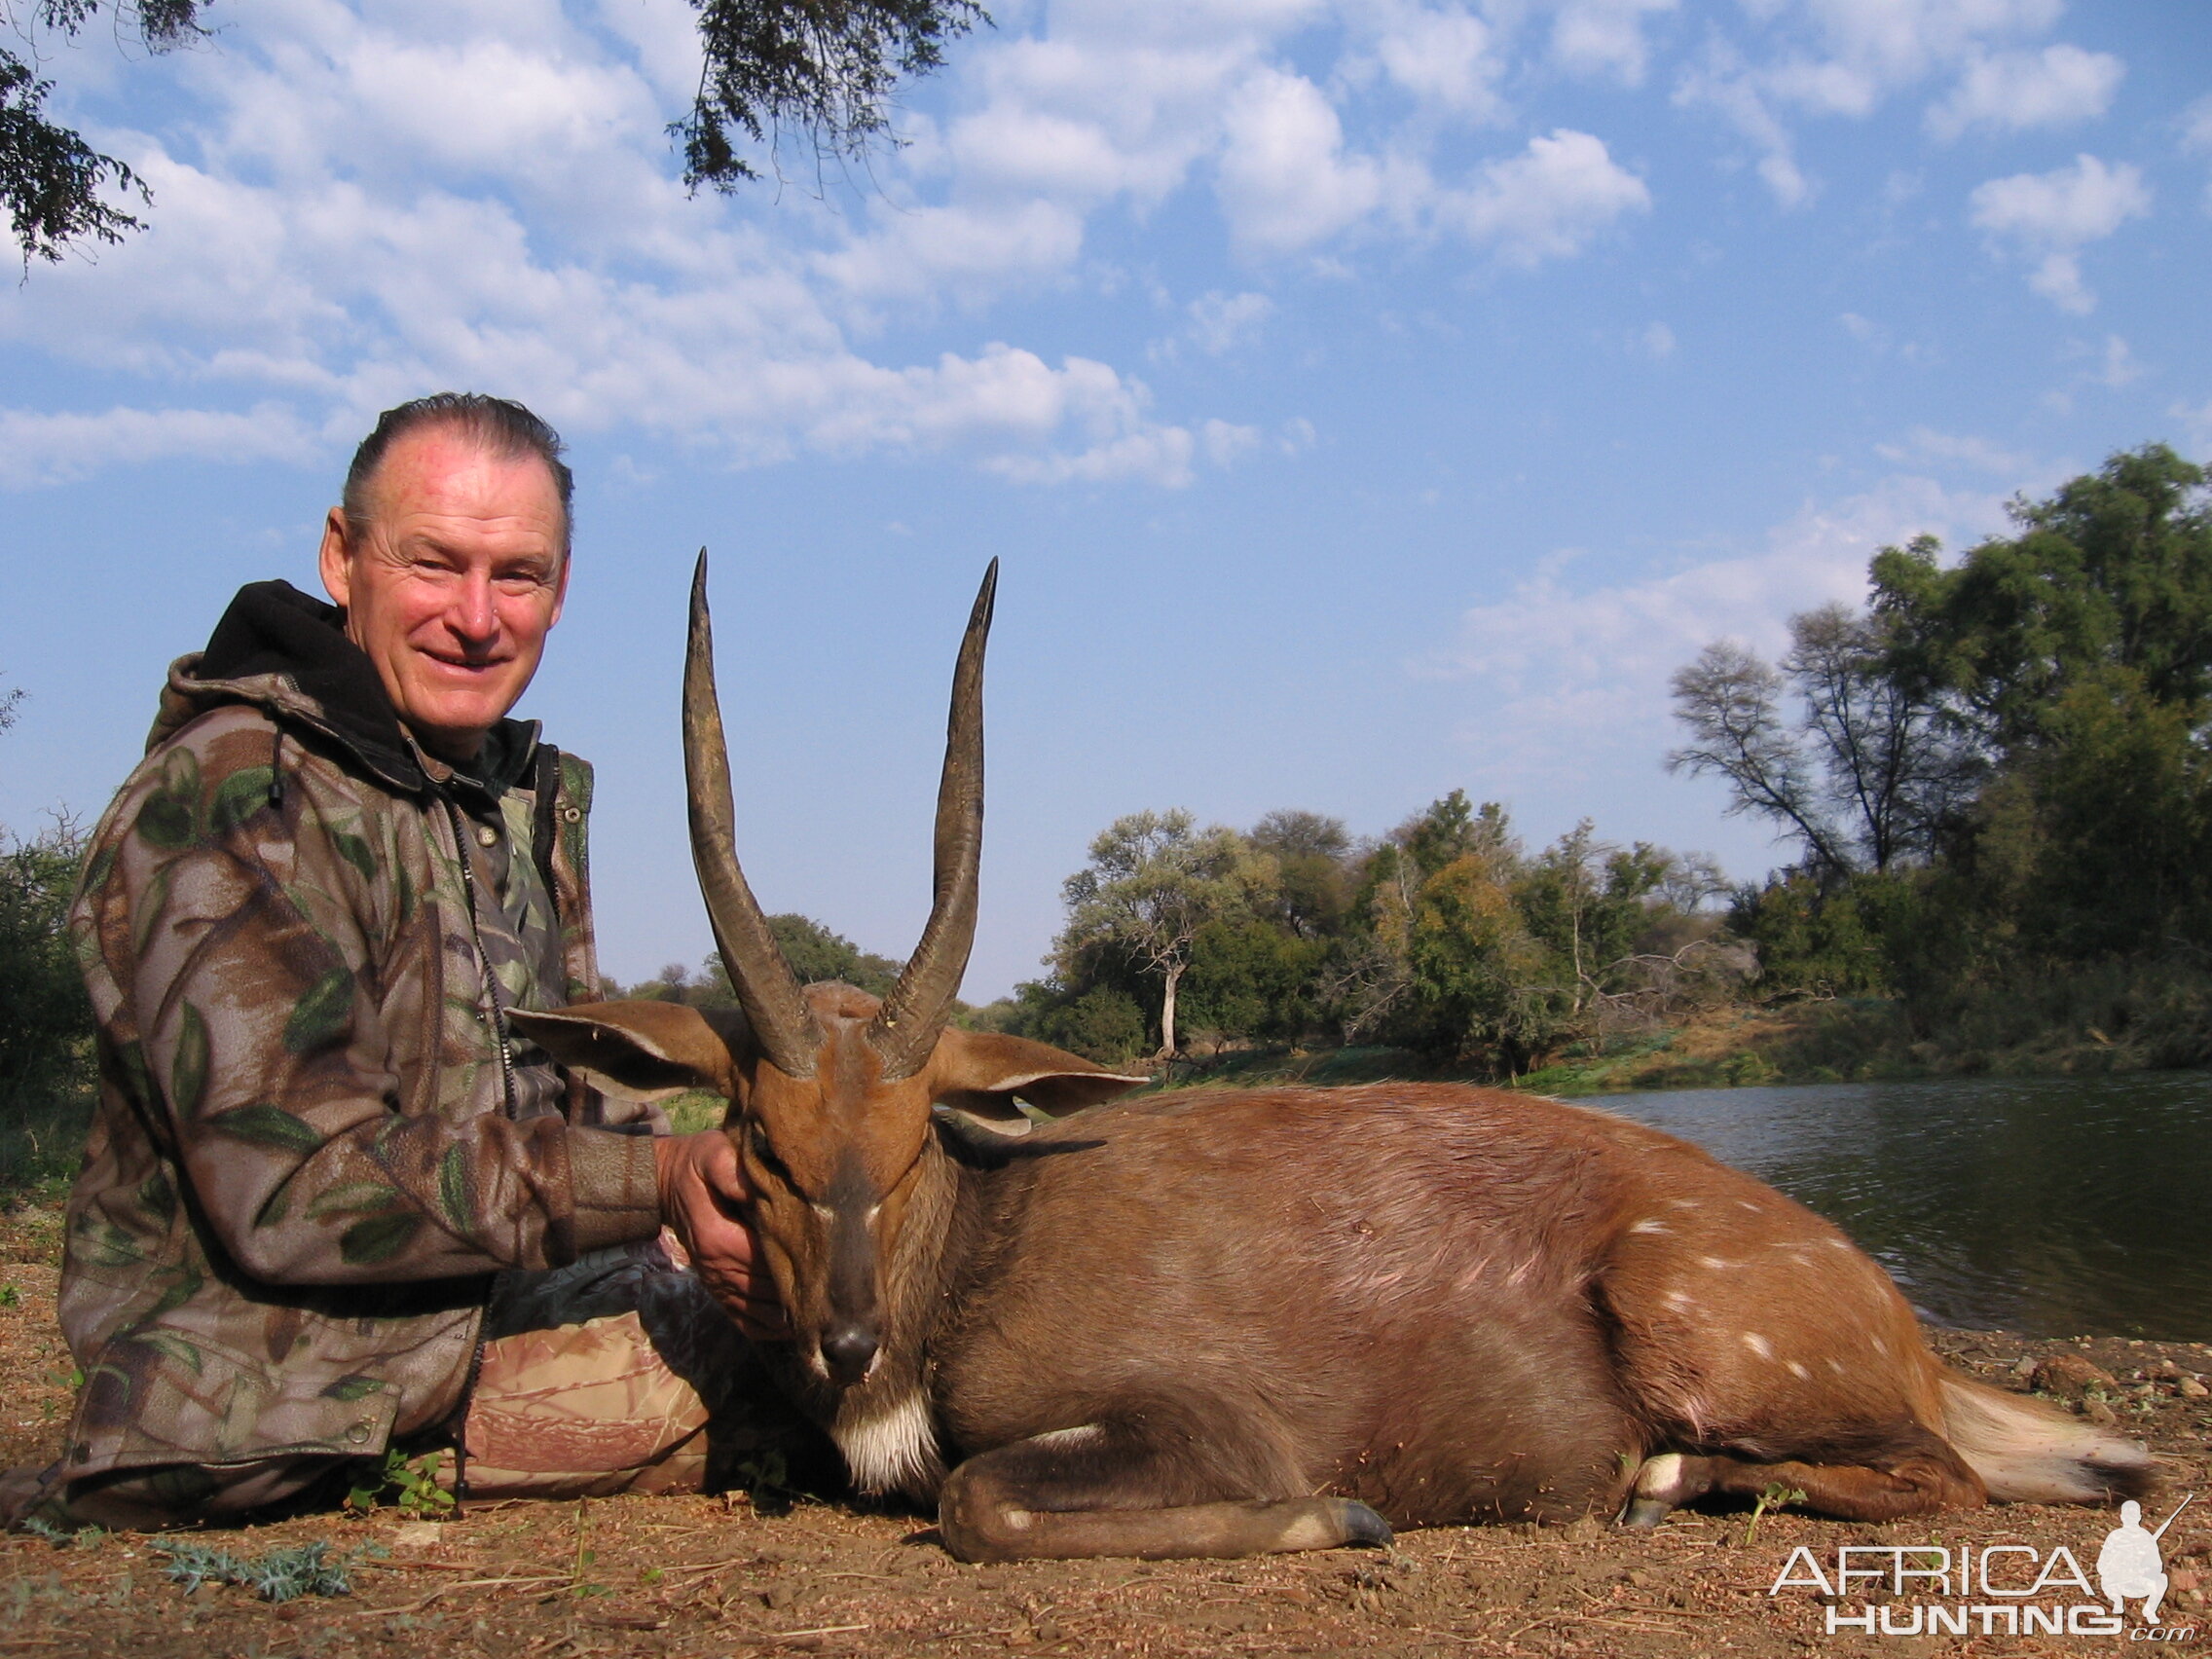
[[1247, 809, 1353, 940], [1871, 446, 2212, 752], [1668, 606, 1963, 880], [1055, 810, 1257, 1058], [2, 0, 985, 265]]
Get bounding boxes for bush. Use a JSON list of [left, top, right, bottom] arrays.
[[0, 817, 94, 1198]]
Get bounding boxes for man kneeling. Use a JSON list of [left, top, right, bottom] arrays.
[[1, 394, 806, 1530]]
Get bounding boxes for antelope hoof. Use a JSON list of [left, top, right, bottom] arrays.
[[1337, 1500, 1394, 1550], [1618, 1453, 1696, 1530]]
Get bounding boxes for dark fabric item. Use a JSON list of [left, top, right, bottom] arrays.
[[1, 1454, 364, 1532], [196, 580, 424, 793]]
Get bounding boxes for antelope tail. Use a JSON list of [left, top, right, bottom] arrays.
[[1940, 1373, 2160, 1504]]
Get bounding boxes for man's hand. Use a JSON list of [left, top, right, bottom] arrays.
[[653, 1131, 788, 1342]]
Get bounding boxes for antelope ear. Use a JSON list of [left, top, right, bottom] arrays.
[[928, 1028, 1149, 1121], [507, 1001, 750, 1104]]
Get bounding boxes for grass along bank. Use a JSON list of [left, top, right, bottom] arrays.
[[1141, 977, 2212, 1099]]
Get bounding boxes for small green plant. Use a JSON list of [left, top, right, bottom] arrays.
[[0, 1283, 20, 1308], [570, 1495, 608, 1598], [20, 1516, 103, 1549], [149, 1538, 382, 1602], [1743, 1482, 1807, 1547], [343, 1447, 456, 1519]]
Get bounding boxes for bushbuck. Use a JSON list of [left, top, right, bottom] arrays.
[[510, 557, 2156, 1564]]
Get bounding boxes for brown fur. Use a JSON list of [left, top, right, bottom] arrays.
[[511, 1001, 2159, 1563]]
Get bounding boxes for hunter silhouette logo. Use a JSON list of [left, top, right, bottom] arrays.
[[2101, 1496, 2192, 1626], [1770, 1493, 2199, 1641]]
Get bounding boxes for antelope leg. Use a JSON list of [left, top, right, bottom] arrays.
[[937, 1426, 1391, 1565], [1617, 1436, 1985, 1528]]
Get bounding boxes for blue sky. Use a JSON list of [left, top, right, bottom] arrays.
[[2, 0, 2207, 999]]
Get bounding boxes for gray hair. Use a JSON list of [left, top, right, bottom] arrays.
[[343, 392, 574, 550]]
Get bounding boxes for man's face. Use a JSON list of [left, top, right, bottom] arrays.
[[318, 424, 570, 762]]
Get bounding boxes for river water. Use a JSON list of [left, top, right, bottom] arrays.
[[1582, 1071, 2212, 1342]]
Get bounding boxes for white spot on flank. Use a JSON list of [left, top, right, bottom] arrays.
[[1871, 1337, 1889, 1356], [1668, 1198, 1700, 1209], [1743, 1332, 1773, 1359], [1788, 1361, 1810, 1380], [1700, 1256, 1731, 1271], [1826, 1237, 1854, 1251], [1828, 1358, 1846, 1376], [1737, 1201, 1762, 1213], [810, 1202, 834, 1222], [1630, 1219, 1670, 1235], [1664, 1290, 1694, 1309], [833, 1390, 944, 1500]]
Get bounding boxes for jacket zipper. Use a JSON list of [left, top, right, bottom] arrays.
[[438, 786, 519, 1505]]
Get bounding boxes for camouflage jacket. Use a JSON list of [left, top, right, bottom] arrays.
[[57, 581, 664, 1486]]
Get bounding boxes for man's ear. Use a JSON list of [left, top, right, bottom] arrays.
[[507, 1001, 750, 1104], [927, 1028, 1148, 1122], [317, 507, 354, 610]]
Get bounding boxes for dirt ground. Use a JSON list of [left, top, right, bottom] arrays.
[[4, 1200, 2206, 1659]]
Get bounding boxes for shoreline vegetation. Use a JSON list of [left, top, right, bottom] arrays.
[[1139, 978, 2212, 1099]]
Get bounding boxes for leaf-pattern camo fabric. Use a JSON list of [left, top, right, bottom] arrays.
[[51, 590, 665, 1492]]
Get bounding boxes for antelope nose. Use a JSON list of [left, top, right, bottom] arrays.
[[822, 1323, 879, 1384]]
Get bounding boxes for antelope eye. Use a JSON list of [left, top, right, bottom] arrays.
[[745, 1122, 794, 1187]]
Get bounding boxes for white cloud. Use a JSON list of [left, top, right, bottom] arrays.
[[1188, 290, 1277, 353], [1550, 0, 1677, 87], [1677, 0, 2093, 205], [1969, 154, 2152, 313], [2175, 398, 2212, 461], [2182, 93, 2212, 215], [1637, 320, 1677, 358], [1926, 44, 2123, 140], [0, 404, 318, 487], [1421, 474, 2009, 786], [1874, 426, 2030, 474], [1437, 129, 1651, 265], [1216, 68, 1385, 253], [1366, 0, 1507, 118], [2090, 333, 2142, 388]]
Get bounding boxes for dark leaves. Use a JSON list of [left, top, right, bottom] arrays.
[[338, 1212, 422, 1266], [675, 0, 985, 190], [284, 967, 355, 1053], [206, 1104, 326, 1156]]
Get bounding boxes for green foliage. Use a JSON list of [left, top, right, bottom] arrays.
[[150, 1537, 381, 1602], [3, 0, 984, 263], [678, 0, 985, 190], [344, 1447, 457, 1520], [1728, 872, 1896, 999], [988, 979, 1150, 1066], [761, 914, 902, 996], [0, 796, 94, 1198], [613, 913, 902, 1006], [1873, 446, 2212, 751], [1055, 809, 1264, 1056], [1025, 792, 1729, 1080], [1695, 445, 2212, 1030], [1179, 916, 1326, 1045], [0, 0, 183, 265]]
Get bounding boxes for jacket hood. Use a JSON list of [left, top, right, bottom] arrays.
[[153, 579, 538, 798]]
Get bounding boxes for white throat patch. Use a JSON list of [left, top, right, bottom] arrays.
[[833, 1390, 944, 1499]]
